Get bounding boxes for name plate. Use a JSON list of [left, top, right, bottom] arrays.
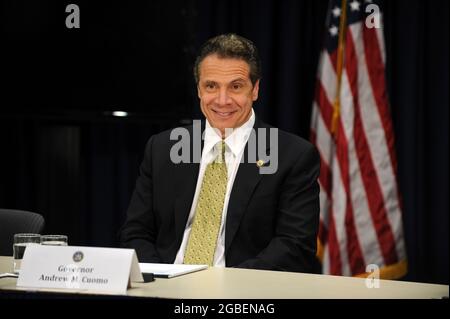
[[17, 245, 144, 295]]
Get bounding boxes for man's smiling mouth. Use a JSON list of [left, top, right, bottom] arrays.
[[213, 110, 236, 118]]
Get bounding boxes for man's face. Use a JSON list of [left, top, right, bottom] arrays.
[[197, 54, 259, 136]]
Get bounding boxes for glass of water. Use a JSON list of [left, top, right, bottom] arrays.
[[13, 233, 41, 274], [40, 235, 68, 246]]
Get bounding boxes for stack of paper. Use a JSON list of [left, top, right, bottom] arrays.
[[139, 263, 208, 278]]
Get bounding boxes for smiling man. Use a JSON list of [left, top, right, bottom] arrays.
[[119, 34, 321, 273]]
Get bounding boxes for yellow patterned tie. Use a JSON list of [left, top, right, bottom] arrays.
[[184, 141, 228, 266]]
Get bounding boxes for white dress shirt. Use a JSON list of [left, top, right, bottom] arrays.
[[174, 109, 255, 266]]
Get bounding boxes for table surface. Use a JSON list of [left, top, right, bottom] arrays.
[[0, 256, 448, 299]]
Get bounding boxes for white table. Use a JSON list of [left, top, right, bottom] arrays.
[[0, 256, 448, 299]]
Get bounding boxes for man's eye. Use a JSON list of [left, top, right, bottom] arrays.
[[232, 84, 242, 90], [206, 83, 215, 89]]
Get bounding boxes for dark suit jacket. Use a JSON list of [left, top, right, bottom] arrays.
[[119, 116, 321, 273]]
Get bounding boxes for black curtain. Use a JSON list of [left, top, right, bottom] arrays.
[[0, 0, 448, 284], [384, 0, 449, 285]]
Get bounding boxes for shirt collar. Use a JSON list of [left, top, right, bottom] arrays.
[[203, 108, 255, 158]]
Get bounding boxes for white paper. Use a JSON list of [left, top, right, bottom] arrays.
[[139, 263, 208, 278]]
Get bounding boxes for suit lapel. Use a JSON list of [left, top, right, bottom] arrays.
[[225, 161, 262, 253], [225, 116, 271, 253]]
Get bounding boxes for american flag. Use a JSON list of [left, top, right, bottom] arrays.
[[310, 0, 407, 278]]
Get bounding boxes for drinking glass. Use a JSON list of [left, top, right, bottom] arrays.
[[13, 233, 41, 273], [40, 235, 68, 246]]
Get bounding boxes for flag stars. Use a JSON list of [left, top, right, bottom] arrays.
[[329, 25, 338, 37], [350, 0, 361, 11], [332, 6, 341, 18]]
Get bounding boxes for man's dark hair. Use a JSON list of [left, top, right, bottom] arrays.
[[193, 33, 262, 86]]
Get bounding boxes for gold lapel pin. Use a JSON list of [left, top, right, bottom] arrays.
[[256, 159, 265, 167]]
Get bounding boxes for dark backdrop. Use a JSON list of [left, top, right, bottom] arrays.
[[0, 0, 447, 284]]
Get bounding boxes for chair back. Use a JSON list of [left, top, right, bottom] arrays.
[[0, 209, 45, 256]]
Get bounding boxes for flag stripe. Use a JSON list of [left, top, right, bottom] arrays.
[[313, 84, 366, 275], [316, 138, 333, 199], [352, 23, 406, 261], [362, 25, 398, 176], [335, 119, 367, 275], [310, 125, 332, 230], [315, 81, 335, 132], [329, 50, 338, 73], [315, 53, 367, 275], [317, 53, 338, 107], [330, 156, 348, 275], [340, 71, 385, 269], [327, 207, 342, 275], [360, 24, 406, 260], [345, 27, 399, 265], [374, 13, 386, 65]]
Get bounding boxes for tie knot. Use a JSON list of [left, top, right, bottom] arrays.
[[216, 141, 226, 163]]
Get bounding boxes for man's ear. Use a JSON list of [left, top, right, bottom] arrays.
[[197, 85, 201, 99], [252, 80, 260, 101]]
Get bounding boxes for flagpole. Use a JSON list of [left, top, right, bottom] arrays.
[[331, 0, 348, 135]]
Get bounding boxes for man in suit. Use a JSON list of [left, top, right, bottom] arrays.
[[119, 34, 321, 273]]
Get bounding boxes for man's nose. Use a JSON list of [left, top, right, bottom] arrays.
[[216, 88, 232, 106]]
